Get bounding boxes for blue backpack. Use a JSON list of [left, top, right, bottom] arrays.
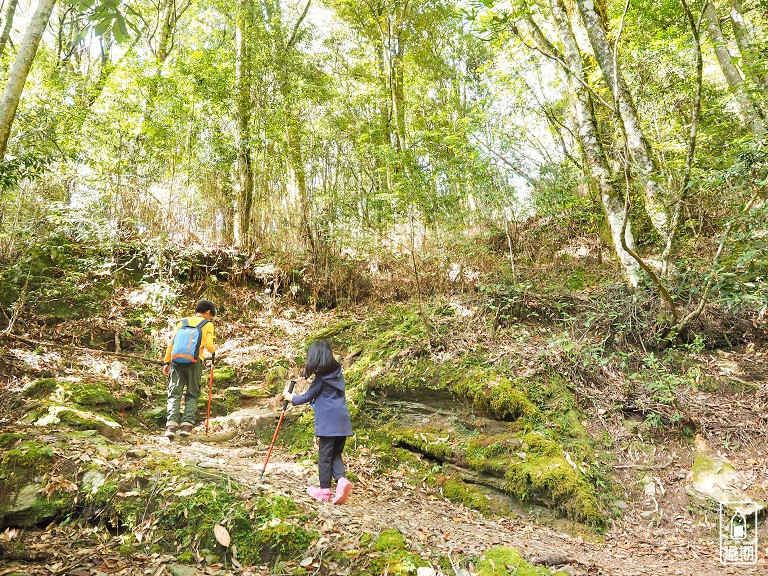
[[170, 318, 209, 364]]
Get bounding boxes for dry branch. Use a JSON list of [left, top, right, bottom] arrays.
[[0, 333, 164, 365]]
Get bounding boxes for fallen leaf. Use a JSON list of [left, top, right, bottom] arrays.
[[214, 524, 231, 547], [300, 557, 314, 567]]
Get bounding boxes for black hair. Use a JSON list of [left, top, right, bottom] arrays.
[[304, 340, 340, 377], [195, 299, 216, 317]]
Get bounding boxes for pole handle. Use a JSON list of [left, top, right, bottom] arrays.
[[281, 379, 296, 411]]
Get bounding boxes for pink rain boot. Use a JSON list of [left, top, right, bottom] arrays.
[[307, 486, 332, 503], [333, 478, 352, 505]]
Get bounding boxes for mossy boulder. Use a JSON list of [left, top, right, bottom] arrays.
[[24, 378, 58, 398], [141, 405, 167, 427], [34, 404, 121, 432], [212, 364, 237, 387], [501, 433, 603, 525], [0, 440, 73, 528], [476, 547, 568, 576], [686, 450, 765, 514], [264, 365, 289, 394], [84, 454, 315, 565]]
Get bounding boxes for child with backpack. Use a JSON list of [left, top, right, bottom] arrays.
[[162, 300, 219, 438], [283, 340, 353, 504]]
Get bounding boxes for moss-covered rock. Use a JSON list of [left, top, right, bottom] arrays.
[[686, 449, 765, 514], [0, 433, 25, 448], [476, 547, 568, 576], [343, 306, 611, 528], [264, 365, 289, 394], [0, 440, 74, 527], [84, 454, 315, 565], [212, 364, 237, 387], [141, 405, 167, 427], [24, 378, 58, 398], [35, 405, 121, 432]]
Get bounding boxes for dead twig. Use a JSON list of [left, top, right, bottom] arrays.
[[0, 333, 163, 365]]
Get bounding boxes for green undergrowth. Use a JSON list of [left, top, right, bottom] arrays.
[[85, 454, 315, 565], [315, 306, 613, 528]]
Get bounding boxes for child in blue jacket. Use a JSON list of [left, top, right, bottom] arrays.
[[283, 340, 353, 504]]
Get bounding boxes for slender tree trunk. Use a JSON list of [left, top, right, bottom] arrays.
[[375, 33, 391, 174], [0, 0, 19, 60], [283, 90, 313, 251], [703, 1, 765, 134], [662, 0, 703, 276], [576, 0, 671, 239], [729, 0, 768, 93], [0, 0, 57, 160], [550, 0, 640, 288], [392, 36, 406, 154], [136, 0, 177, 134], [235, 0, 254, 248]]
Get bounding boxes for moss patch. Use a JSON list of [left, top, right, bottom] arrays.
[[1, 441, 54, 489], [85, 454, 315, 565], [476, 547, 567, 576], [367, 529, 429, 575], [0, 433, 25, 448], [343, 306, 611, 528], [24, 378, 58, 398], [212, 364, 237, 387]]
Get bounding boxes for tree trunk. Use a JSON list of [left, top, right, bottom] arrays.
[[576, 0, 671, 239], [729, 0, 768, 93], [731, 0, 768, 92], [283, 89, 313, 252], [135, 0, 177, 134], [550, 0, 640, 288], [392, 35, 406, 154], [703, 1, 765, 134], [0, 0, 57, 160], [234, 0, 254, 248], [0, 0, 19, 60]]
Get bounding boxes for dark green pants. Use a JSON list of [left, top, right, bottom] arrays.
[[166, 362, 204, 426]]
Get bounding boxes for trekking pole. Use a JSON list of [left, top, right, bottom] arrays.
[[259, 379, 296, 482], [205, 352, 216, 436]]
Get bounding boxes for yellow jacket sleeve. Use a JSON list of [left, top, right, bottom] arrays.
[[200, 321, 217, 359]]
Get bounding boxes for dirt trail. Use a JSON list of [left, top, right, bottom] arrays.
[[140, 429, 766, 576]]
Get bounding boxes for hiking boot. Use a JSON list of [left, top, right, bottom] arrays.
[[165, 422, 179, 439], [333, 477, 353, 505], [307, 486, 332, 503], [178, 423, 194, 437]]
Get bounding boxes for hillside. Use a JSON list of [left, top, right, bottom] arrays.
[[1, 248, 767, 575]]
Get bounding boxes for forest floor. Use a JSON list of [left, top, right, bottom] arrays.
[[2, 303, 768, 576]]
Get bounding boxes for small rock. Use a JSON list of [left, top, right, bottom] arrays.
[[81, 470, 106, 493], [169, 565, 199, 576], [612, 499, 628, 510], [416, 568, 437, 576], [530, 553, 570, 566]]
